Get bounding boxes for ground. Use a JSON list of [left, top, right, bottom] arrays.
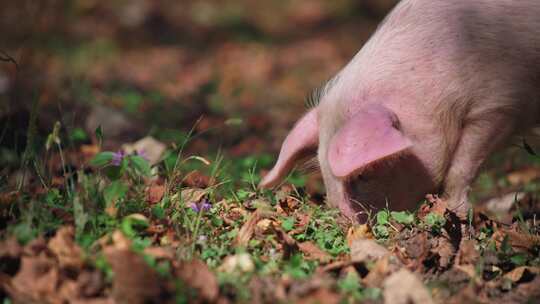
[[1, 1, 539, 303]]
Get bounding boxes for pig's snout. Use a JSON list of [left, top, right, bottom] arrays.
[[342, 153, 436, 216]]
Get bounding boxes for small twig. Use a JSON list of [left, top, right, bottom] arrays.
[[0, 50, 19, 69]]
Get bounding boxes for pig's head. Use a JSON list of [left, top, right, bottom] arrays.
[[260, 101, 437, 222]]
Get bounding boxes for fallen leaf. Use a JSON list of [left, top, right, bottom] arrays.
[[493, 228, 540, 251], [296, 287, 340, 304], [176, 259, 219, 302], [255, 218, 274, 235], [274, 226, 298, 259], [350, 238, 389, 263], [48, 226, 84, 269], [236, 210, 263, 247], [454, 239, 479, 266], [9, 254, 60, 303], [503, 266, 540, 283], [454, 264, 479, 282], [77, 270, 105, 298], [80, 144, 100, 162], [180, 188, 206, 207], [143, 246, 175, 260], [0, 191, 19, 206], [506, 167, 540, 186], [146, 184, 166, 204], [0, 237, 22, 259], [122, 136, 166, 165], [420, 194, 448, 219], [110, 230, 132, 251], [290, 212, 311, 235], [363, 255, 402, 288], [183, 170, 211, 188], [298, 242, 331, 263], [347, 224, 373, 247], [430, 236, 455, 269], [72, 298, 115, 304], [383, 269, 434, 304], [104, 248, 166, 304], [397, 231, 429, 271]]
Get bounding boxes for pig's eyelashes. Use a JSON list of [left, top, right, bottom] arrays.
[[305, 85, 325, 109], [304, 76, 339, 109]]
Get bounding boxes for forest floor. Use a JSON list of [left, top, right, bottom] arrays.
[[1, 1, 539, 303]]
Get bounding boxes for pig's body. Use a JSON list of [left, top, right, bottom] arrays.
[[261, 0, 540, 221]]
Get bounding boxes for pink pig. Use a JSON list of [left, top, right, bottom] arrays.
[[260, 0, 540, 222]]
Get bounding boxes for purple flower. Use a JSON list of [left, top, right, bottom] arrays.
[[190, 198, 212, 213], [111, 150, 126, 166]]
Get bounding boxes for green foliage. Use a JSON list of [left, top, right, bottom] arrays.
[[422, 213, 446, 234], [281, 216, 295, 232], [390, 211, 415, 225], [90, 152, 114, 167], [284, 254, 316, 279]]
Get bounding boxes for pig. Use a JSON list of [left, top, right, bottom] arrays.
[[260, 0, 540, 222]]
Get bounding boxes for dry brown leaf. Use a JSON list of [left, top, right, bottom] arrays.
[[454, 264, 480, 283], [363, 255, 396, 288], [290, 213, 311, 235], [146, 184, 166, 204], [296, 288, 340, 304], [80, 144, 100, 162], [0, 191, 19, 206], [506, 167, 540, 186], [503, 266, 540, 283], [122, 136, 166, 165], [255, 218, 274, 235], [180, 188, 207, 206], [77, 270, 106, 298], [431, 236, 455, 269], [383, 269, 434, 304], [274, 226, 298, 259], [401, 232, 429, 269], [110, 230, 132, 250], [0, 237, 22, 258], [183, 170, 211, 188], [350, 238, 389, 263], [455, 239, 479, 266], [143, 246, 175, 260], [57, 279, 79, 303], [48, 226, 84, 269], [104, 248, 165, 304], [236, 210, 263, 247], [347, 224, 373, 247], [298, 242, 332, 263], [493, 228, 540, 251], [176, 259, 219, 302], [9, 254, 60, 303], [72, 298, 116, 304], [420, 194, 448, 218]]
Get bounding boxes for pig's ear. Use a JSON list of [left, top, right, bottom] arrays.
[[328, 104, 412, 178], [259, 109, 319, 188]]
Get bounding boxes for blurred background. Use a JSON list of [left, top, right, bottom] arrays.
[[0, 0, 397, 156], [2, 0, 540, 201], [0, 0, 399, 193]]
